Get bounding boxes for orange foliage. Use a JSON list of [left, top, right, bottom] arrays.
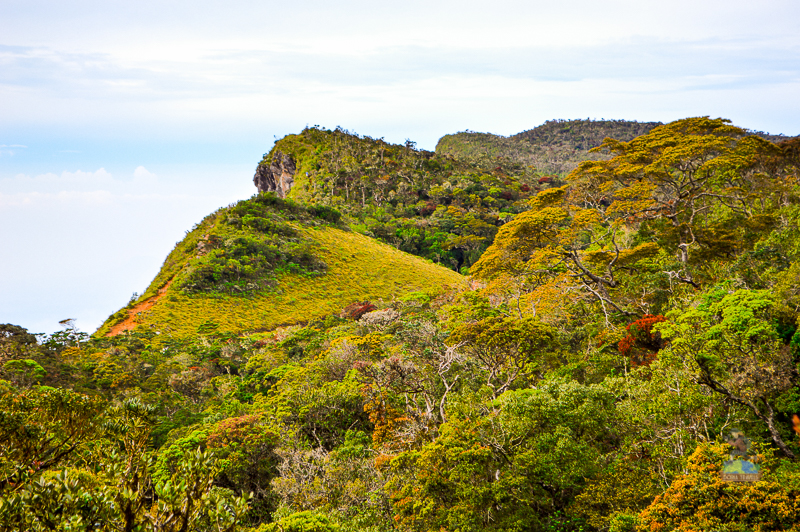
[[362, 392, 407, 447], [639, 443, 800, 531]]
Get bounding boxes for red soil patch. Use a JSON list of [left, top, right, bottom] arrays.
[[107, 280, 173, 336]]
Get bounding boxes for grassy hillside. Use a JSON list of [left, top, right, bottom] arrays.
[[96, 194, 463, 338]]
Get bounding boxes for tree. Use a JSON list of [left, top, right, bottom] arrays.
[[0, 325, 37, 364], [638, 443, 800, 532], [568, 117, 786, 287], [657, 289, 798, 458], [0, 396, 250, 531], [447, 316, 558, 399], [0, 385, 104, 497], [471, 186, 659, 320], [1, 359, 46, 388], [389, 379, 616, 532], [617, 314, 667, 367], [353, 318, 467, 447], [207, 414, 281, 525], [254, 510, 339, 532]]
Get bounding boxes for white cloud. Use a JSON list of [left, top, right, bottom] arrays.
[[1, 167, 161, 197], [132, 165, 157, 184], [0, 190, 137, 207], [0, 144, 26, 157], [1, 168, 115, 193], [0, 34, 798, 147]]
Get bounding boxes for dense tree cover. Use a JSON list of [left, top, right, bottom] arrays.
[[3, 117, 800, 531], [0, 384, 249, 531], [262, 127, 539, 271]]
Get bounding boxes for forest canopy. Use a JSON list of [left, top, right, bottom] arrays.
[[2, 117, 800, 532]]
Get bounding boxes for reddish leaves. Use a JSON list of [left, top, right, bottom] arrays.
[[618, 314, 666, 367], [341, 301, 378, 320]]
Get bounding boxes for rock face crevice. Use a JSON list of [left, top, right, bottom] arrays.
[[253, 151, 296, 198]]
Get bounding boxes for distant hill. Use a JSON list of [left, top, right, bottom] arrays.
[[436, 118, 796, 176], [436, 119, 663, 175], [511, 119, 661, 150]]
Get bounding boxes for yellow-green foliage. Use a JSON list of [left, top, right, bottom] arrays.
[[97, 225, 463, 338], [144, 211, 223, 300], [583, 242, 660, 266]]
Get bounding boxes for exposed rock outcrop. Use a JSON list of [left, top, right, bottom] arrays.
[[253, 151, 296, 198]]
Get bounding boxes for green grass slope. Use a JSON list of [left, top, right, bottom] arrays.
[[96, 195, 464, 338]]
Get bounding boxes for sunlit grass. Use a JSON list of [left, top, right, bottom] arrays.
[[98, 225, 464, 338]]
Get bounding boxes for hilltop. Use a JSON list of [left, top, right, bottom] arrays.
[[436, 119, 662, 175], [252, 127, 539, 271], [96, 120, 799, 338]]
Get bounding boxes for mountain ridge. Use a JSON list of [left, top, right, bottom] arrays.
[[5, 116, 800, 532], [436, 117, 797, 176], [98, 118, 799, 338]]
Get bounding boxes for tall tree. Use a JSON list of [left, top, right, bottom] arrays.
[[568, 117, 786, 286], [657, 289, 798, 458]]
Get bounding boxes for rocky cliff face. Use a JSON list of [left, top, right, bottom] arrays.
[[253, 151, 296, 198]]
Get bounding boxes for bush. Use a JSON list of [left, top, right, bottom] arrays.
[[309, 205, 342, 224], [256, 511, 339, 532]]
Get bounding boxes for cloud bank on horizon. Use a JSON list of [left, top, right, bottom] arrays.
[[1, 0, 799, 333], [2, 0, 799, 149]]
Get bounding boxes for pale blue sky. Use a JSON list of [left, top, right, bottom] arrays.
[[2, 0, 799, 333]]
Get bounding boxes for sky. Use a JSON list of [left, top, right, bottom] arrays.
[[2, 0, 799, 334]]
